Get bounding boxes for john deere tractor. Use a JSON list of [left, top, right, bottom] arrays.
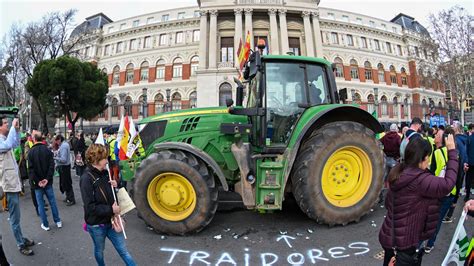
[[121, 47, 385, 235]]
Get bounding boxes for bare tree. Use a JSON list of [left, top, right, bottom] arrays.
[[423, 5, 473, 125]]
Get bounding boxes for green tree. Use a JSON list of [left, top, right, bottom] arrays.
[[26, 56, 108, 134]]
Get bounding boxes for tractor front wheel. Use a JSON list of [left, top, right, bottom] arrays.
[[133, 150, 218, 235], [291, 121, 384, 225]]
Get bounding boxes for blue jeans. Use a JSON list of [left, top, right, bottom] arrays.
[[6, 192, 26, 247], [427, 195, 454, 247], [87, 224, 136, 266], [35, 184, 61, 227]]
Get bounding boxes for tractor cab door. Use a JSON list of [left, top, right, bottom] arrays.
[[264, 61, 331, 148]]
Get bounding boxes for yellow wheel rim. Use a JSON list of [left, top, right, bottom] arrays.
[[321, 146, 372, 208], [147, 172, 196, 221]]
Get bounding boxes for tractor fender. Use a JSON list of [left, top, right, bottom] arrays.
[[154, 142, 229, 191], [283, 105, 383, 189]]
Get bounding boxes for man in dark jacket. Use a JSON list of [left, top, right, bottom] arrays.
[[28, 132, 62, 231], [466, 124, 474, 201], [380, 124, 401, 160]]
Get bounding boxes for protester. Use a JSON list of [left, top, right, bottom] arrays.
[[80, 144, 136, 266], [399, 117, 423, 160], [74, 132, 87, 177], [54, 135, 76, 206], [0, 116, 35, 256], [107, 130, 120, 184], [28, 132, 62, 231], [465, 123, 474, 202], [379, 135, 458, 266], [380, 123, 401, 160]]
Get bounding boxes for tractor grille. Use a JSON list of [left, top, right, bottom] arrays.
[[179, 117, 200, 132]]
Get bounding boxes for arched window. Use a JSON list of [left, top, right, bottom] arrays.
[[172, 92, 182, 110], [219, 82, 233, 106], [401, 67, 408, 86], [367, 94, 375, 114], [189, 91, 197, 108], [381, 95, 388, 116], [426, 71, 432, 88], [389, 65, 397, 84], [126, 63, 134, 83], [334, 57, 344, 78], [364, 61, 372, 80], [154, 94, 164, 114], [112, 66, 120, 84], [191, 56, 199, 76], [354, 92, 362, 104], [350, 59, 359, 79], [101, 68, 108, 75], [438, 101, 443, 112], [140, 61, 149, 81], [393, 97, 399, 116], [173, 58, 183, 78], [111, 98, 119, 117], [124, 96, 132, 116], [422, 99, 427, 116], [156, 59, 165, 80], [404, 98, 409, 118], [377, 63, 385, 83]]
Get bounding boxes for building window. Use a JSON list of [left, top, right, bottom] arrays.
[[221, 37, 234, 63], [124, 96, 132, 116], [120, 23, 126, 30], [346, 34, 354, 46], [331, 32, 339, 44], [144, 36, 152, 48], [147, 17, 154, 24], [367, 94, 375, 114], [193, 30, 200, 42], [289, 37, 301, 56], [423, 49, 428, 59], [194, 11, 200, 17], [191, 56, 199, 76], [369, 21, 375, 27], [381, 96, 388, 116], [112, 66, 120, 84], [364, 61, 372, 80], [177, 12, 185, 19], [377, 63, 385, 82], [219, 82, 233, 106], [397, 45, 402, 56], [374, 39, 380, 51], [418, 68, 425, 87], [356, 18, 363, 24], [393, 97, 399, 116], [422, 99, 427, 116], [350, 59, 359, 79], [189, 91, 197, 108], [334, 57, 344, 78], [389, 65, 397, 84], [381, 23, 387, 30], [254, 36, 269, 55], [361, 37, 368, 48], [126, 63, 134, 83], [327, 13, 335, 20], [112, 98, 119, 117], [162, 14, 169, 22], [101, 68, 107, 75], [342, 15, 349, 22], [108, 26, 113, 33], [130, 39, 137, 50], [159, 34, 167, 46], [404, 98, 409, 118], [132, 20, 139, 27], [140, 61, 149, 81], [116, 42, 123, 53], [172, 92, 182, 110], [156, 59, 165, 79], [386, 42, 392, 53], [401, 67, 408, 85], [392, 27, 398, 33], [415, 46, 420, 57], [85, 47, 91, 57], [154, 94, 164, 113], [104, 45, 111, 56], [172, 58, 182, 78], [175, 32, 184, 44]]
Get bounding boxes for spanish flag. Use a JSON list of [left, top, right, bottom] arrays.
[[237, 31, 251, 72], [117, 115, 130, 160]]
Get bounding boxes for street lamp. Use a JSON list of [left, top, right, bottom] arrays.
[[374, 87, 379, 118], [165, 88, 171, 112], [142, 88, 148, 118]]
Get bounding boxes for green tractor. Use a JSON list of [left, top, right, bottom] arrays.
[[121, 47, 385, 235]]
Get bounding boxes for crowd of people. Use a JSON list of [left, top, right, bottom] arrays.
[[0, 116, 135, 265], [378, 117, 474, 265]]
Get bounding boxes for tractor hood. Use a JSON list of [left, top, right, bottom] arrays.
[[139, 107, 230, 125]]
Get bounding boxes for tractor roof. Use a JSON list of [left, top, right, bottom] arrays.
[[263, 55, 332, 67]]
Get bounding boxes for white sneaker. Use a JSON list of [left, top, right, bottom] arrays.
[[41, 224, 50, 231], [56, 221, 62, 228]]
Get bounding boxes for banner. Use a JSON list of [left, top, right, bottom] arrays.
[[442, 211, 469, 265]]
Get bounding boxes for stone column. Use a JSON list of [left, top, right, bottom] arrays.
[[311, 10, 323, 57], [407, 96, 412, 120], [119, 93, 126, 118], [208, 10, 218, 69], [234, 9, 243, 68], [106, 95, 113, 125], [198, 11, 208, 69], [268, 9, 280, 55], [279, 9, 289, 55], [302, 11, 315, 57], [244, 8, 254, 49]]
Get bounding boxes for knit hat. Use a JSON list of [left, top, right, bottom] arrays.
[[390, 124, 398, 132]]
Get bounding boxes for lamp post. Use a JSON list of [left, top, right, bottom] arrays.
[[165, 88, 171, 112], [374, 87, 379, 118], [142, 88, 148, 118]]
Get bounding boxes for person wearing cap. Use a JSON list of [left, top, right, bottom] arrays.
[[380, 124, 401, 160]]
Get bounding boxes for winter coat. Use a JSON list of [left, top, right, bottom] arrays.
[[27, 142, 55, 189], [379, 149, 458, 250], [80, 166, 115, 225], [467, 134, 474, 166], [455, 134, 468, 166], [380, 131, 402, 159], [0, 127, 22, 193]]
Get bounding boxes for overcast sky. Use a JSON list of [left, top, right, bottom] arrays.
[[1, 0, 472, 40]]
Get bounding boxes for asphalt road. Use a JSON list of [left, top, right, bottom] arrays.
[[1, 172, 472, 266]]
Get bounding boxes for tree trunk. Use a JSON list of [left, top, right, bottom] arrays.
[[460, 100, 465, 126], [34, 98, 49, 135]]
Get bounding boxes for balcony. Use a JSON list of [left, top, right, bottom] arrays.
[[218, 61, 235, 69]]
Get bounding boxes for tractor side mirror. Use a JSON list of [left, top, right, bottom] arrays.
[[233, 77, 244, 107]]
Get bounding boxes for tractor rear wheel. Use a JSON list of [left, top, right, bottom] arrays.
[[133, 150, 218, 235], [291, 121, 384, 225]]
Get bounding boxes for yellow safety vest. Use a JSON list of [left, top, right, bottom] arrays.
[[433, 147, 456, 195]]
